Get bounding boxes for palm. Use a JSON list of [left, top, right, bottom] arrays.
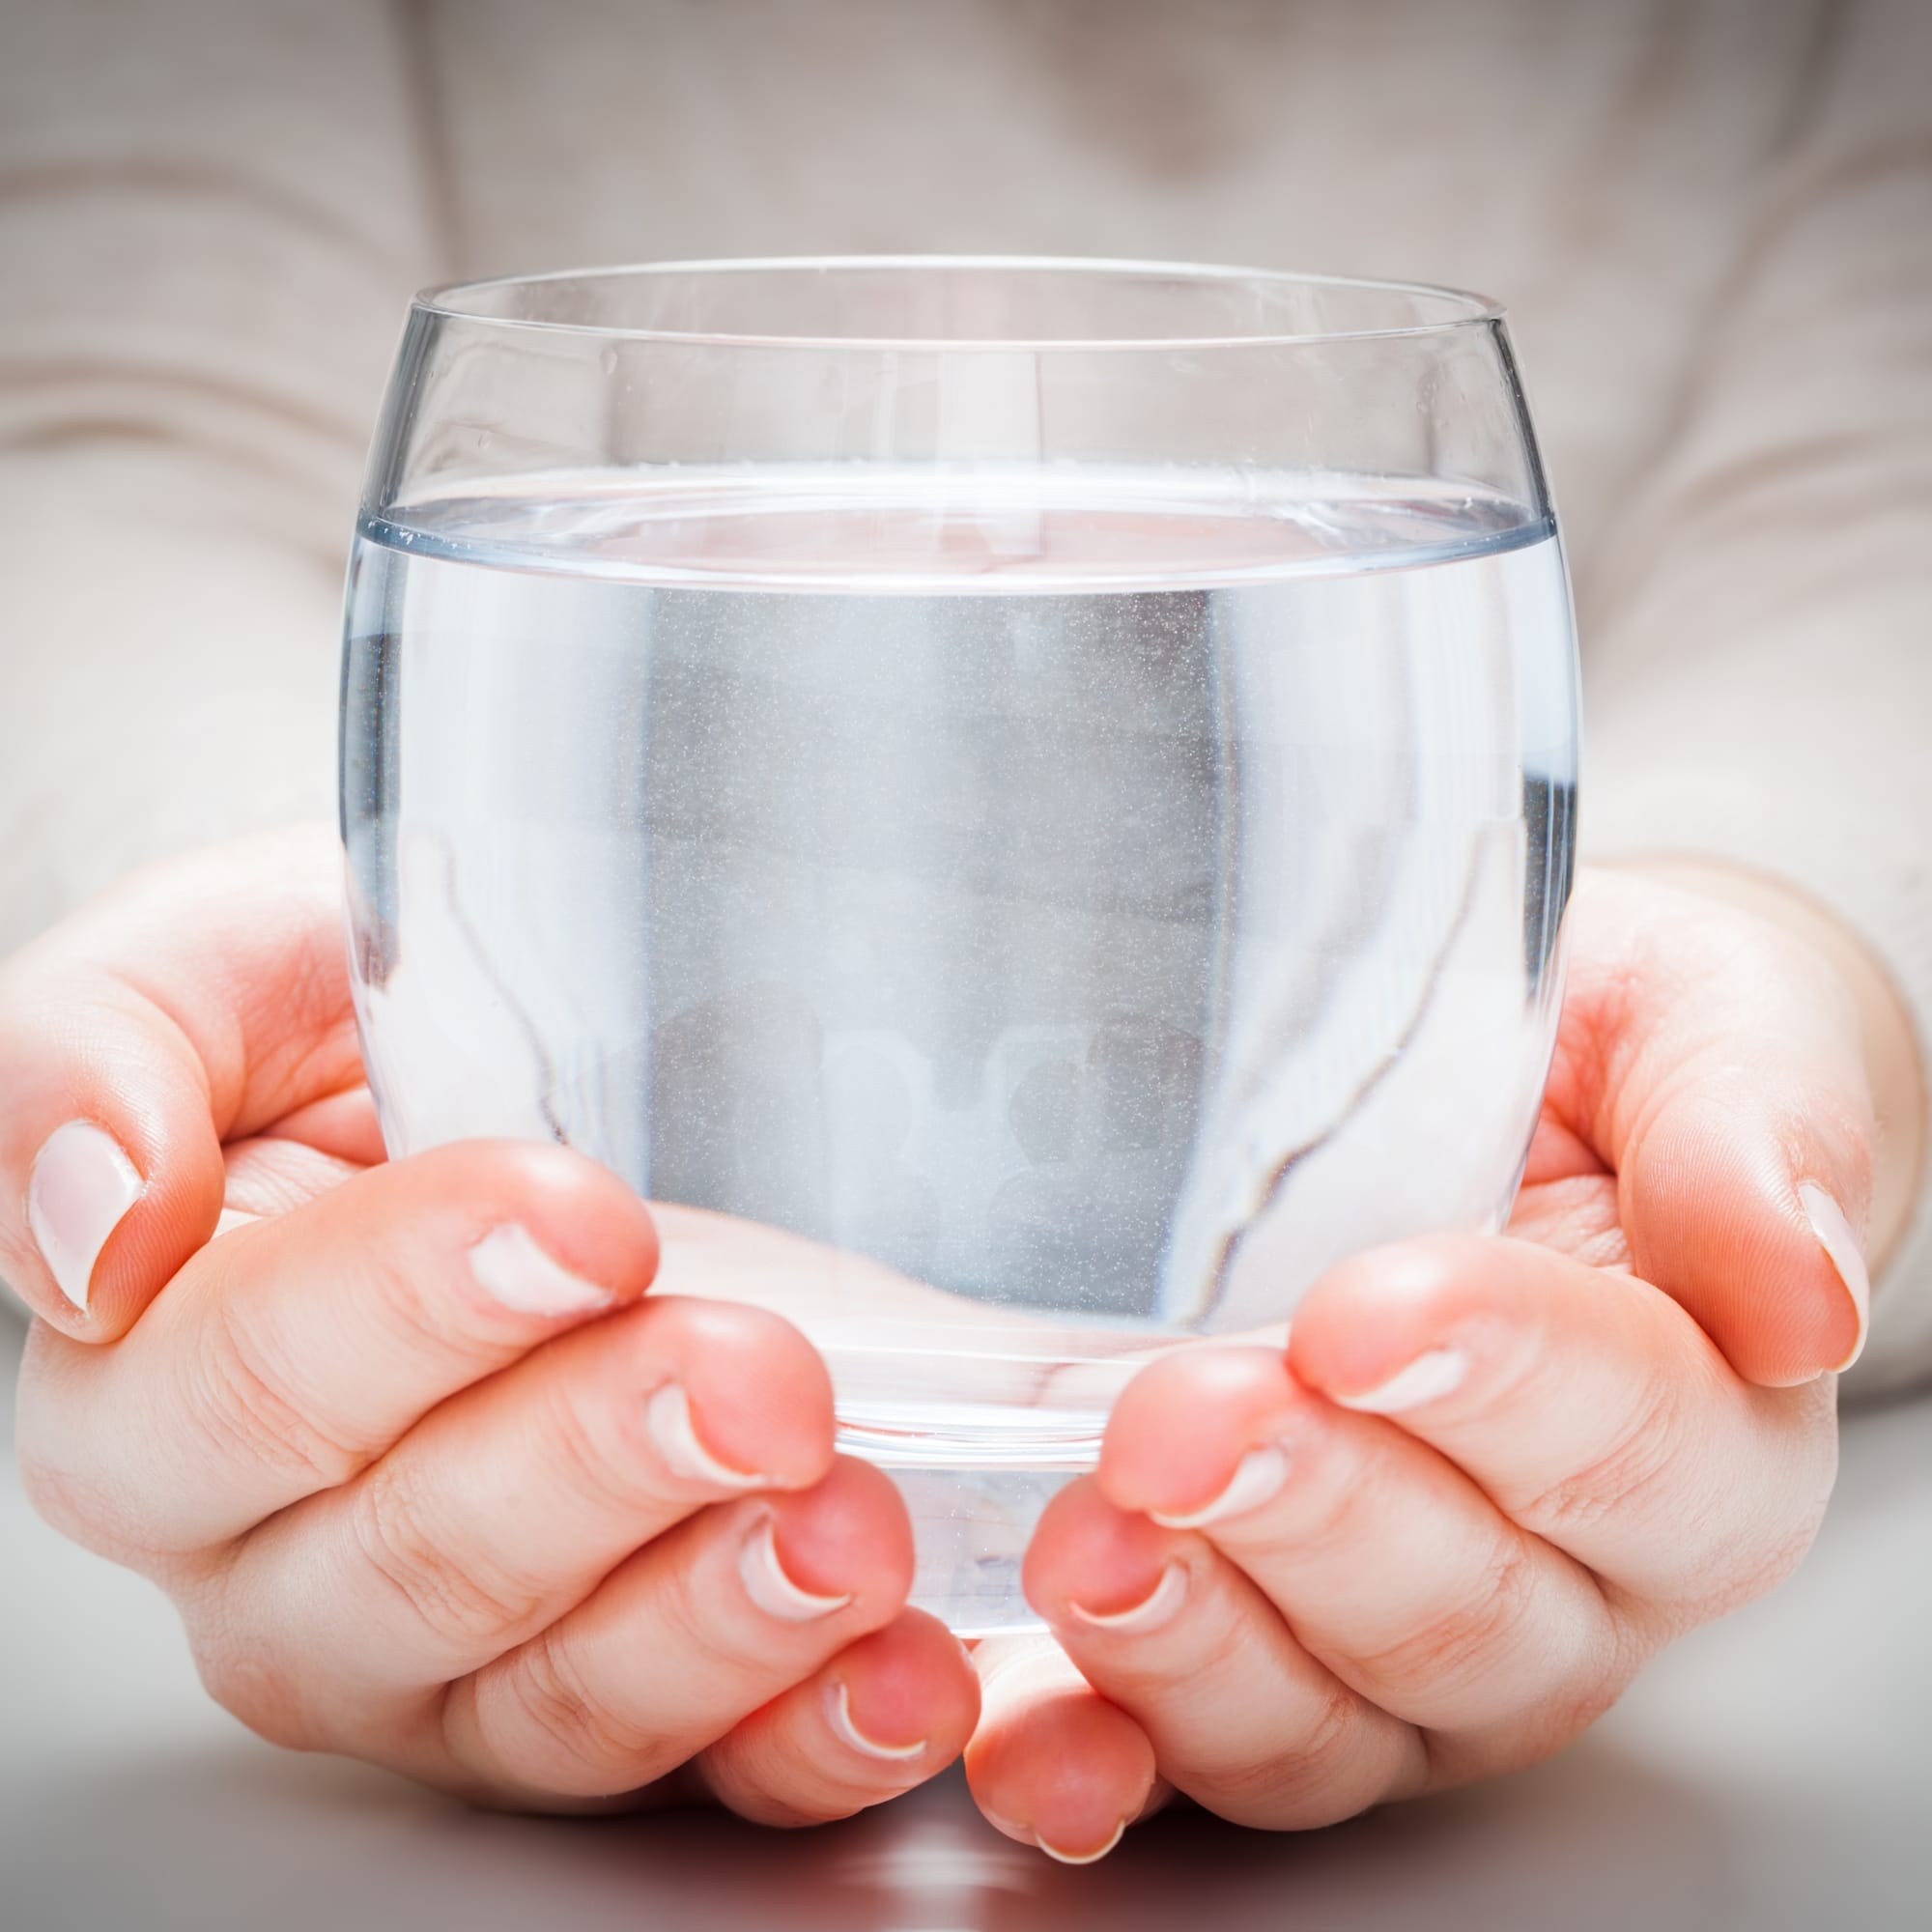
[[1507, 1015, 1633, 1273]]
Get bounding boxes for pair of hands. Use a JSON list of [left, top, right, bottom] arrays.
[[0, 832, 1895, 1857]]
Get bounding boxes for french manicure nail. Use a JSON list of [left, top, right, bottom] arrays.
[[1798, 1181, 1869, 1373], [1333, 1346, 1469, 1415], [826, 1679, 926, 1762], [739, 1517, 853, 1622], [27, 1122, 144, 1312], [1149, 1444, 1288, 1529], [645, 1380, 771, 1490], [1068, 1560, 1188, 1634], [1037, 1819, 1127, 1864], [468, 1224, 612, 1317]]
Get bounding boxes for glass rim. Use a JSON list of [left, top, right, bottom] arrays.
[[412, 254, 1505, 352]]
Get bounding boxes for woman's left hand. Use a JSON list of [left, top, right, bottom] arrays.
[[963, 867, 1895, 1861]]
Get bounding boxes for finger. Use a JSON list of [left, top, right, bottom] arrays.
[[1076, 1348, 1618, 1765], [0, 828, 354, 1338], [696, 1611, 980, 1825], [213, 1296, 834, 1711], [242, 1081, 387, 1170], [439, 1457, 915, 1802], [1553, 869, 1874, 1384], [18, 1139, 659, 1554], [963, 1637, 1165, 1863], [1285, 1235, 1838, 1613], [1022, 1470, 1430, 1824]]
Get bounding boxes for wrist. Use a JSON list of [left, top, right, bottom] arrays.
[[1593, 856, 1928, 1276]]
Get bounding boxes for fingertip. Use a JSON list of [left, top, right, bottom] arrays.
[[258, 1084, 387, 1166], [771, 1455, 917, 1614], [833, 1610, 980, 1763], [1285, 1236, 1482, 1393], [462, 1140, 661, 1301], [1098, 1345, 1291, 1518], [698, 1608, 980, 1826], [23, 1119, 142, 1312], [0, 835, 354, 1342], [966, 1662, 1156, 1863], [11, 1094, 225, 1344], [666, 1296, 838, 1488], [1796, 1181, 1869, 1375], [366, 1141, 659, 1340], [1023, 1477, 1175, 1625], [1625, 1095, 1872, 1385]]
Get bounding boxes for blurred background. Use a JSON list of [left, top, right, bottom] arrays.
[[4, 0, 1926, 966]]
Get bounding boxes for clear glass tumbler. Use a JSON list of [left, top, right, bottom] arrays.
[[341, 257, 1578, 1634]]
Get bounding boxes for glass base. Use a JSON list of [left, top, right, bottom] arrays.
[[828, 1339, 1146, 1635], [872, 1462, 1082, 1636]]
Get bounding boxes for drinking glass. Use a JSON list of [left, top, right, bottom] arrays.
[[341, 257, 1578, 1634]]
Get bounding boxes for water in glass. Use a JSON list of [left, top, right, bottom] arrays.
[[343, 461, 1575, 1632]]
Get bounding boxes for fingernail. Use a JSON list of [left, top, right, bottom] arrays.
[[1798, 1182, 1869, 1373], [27, 1122, 144, 1312], [1068, 1561, 1188, 1634], [1333, 1346, 1468, 1415], [468, 1225, 612, 1317], [645, 1381, 771, 1490], [1149, 1444, 1287, 1529], [1037, 1819, 1127, 1864], [826, 1679, 926, 1762], [739, 1517, 853, 1622]]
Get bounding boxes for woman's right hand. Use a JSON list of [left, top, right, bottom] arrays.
[[1, 830, 979, 1817]]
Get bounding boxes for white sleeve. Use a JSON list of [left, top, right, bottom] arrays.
[[1576, 0, 1932, 1394], [0, 0, 440, 953]]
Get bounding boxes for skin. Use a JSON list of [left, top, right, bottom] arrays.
[[2, 833, 1923, 1848], [1, 831, 979, 1821], [968, 865, 1925, 1859]]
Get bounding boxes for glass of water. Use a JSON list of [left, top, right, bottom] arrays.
[[341, 257, 1577, 1634]]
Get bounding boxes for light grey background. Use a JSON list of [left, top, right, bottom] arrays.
[[4, 1313, 1927, 1932]]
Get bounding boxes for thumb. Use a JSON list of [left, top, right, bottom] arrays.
[[1560, 867, 1875, 1387], [0, 828, 355, 1341]]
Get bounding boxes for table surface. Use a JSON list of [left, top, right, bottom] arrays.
[[4, 1315, 1928, 1932]]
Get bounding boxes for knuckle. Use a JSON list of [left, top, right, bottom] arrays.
[[1552, 1659, 1636, 1744], [1196, 1679, 1385, 1829], [489, 1627, 661, 1786], [14, 1342, 174, 1563], [13, 1423, 98, 1546], [194, 1641, 313, 1750], [537, 1373, 662, 1520], [14, 1445, 148, 1565], [1731, 1514, 1823, 1604], [1351, 1535, 1548, 1701], [1254, 1431, 1391, 1563], [1680, 1499, 1827, 1625], [651, 1545, 764, 1680], [701, 1731, 888, 1830], [1276, 1674, 1364, 1789], [712, 1786, 840, 1831], [184, 1593, 317, 1750], [1598, 1387, 1837, 1628], [1093, 1581, 1249, 1706], [345, 1227, 502, 1372], [351, 1458, 544, 1651], [188, 1299, 365, 1496], [1515, 1378, 1686, 1541]]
